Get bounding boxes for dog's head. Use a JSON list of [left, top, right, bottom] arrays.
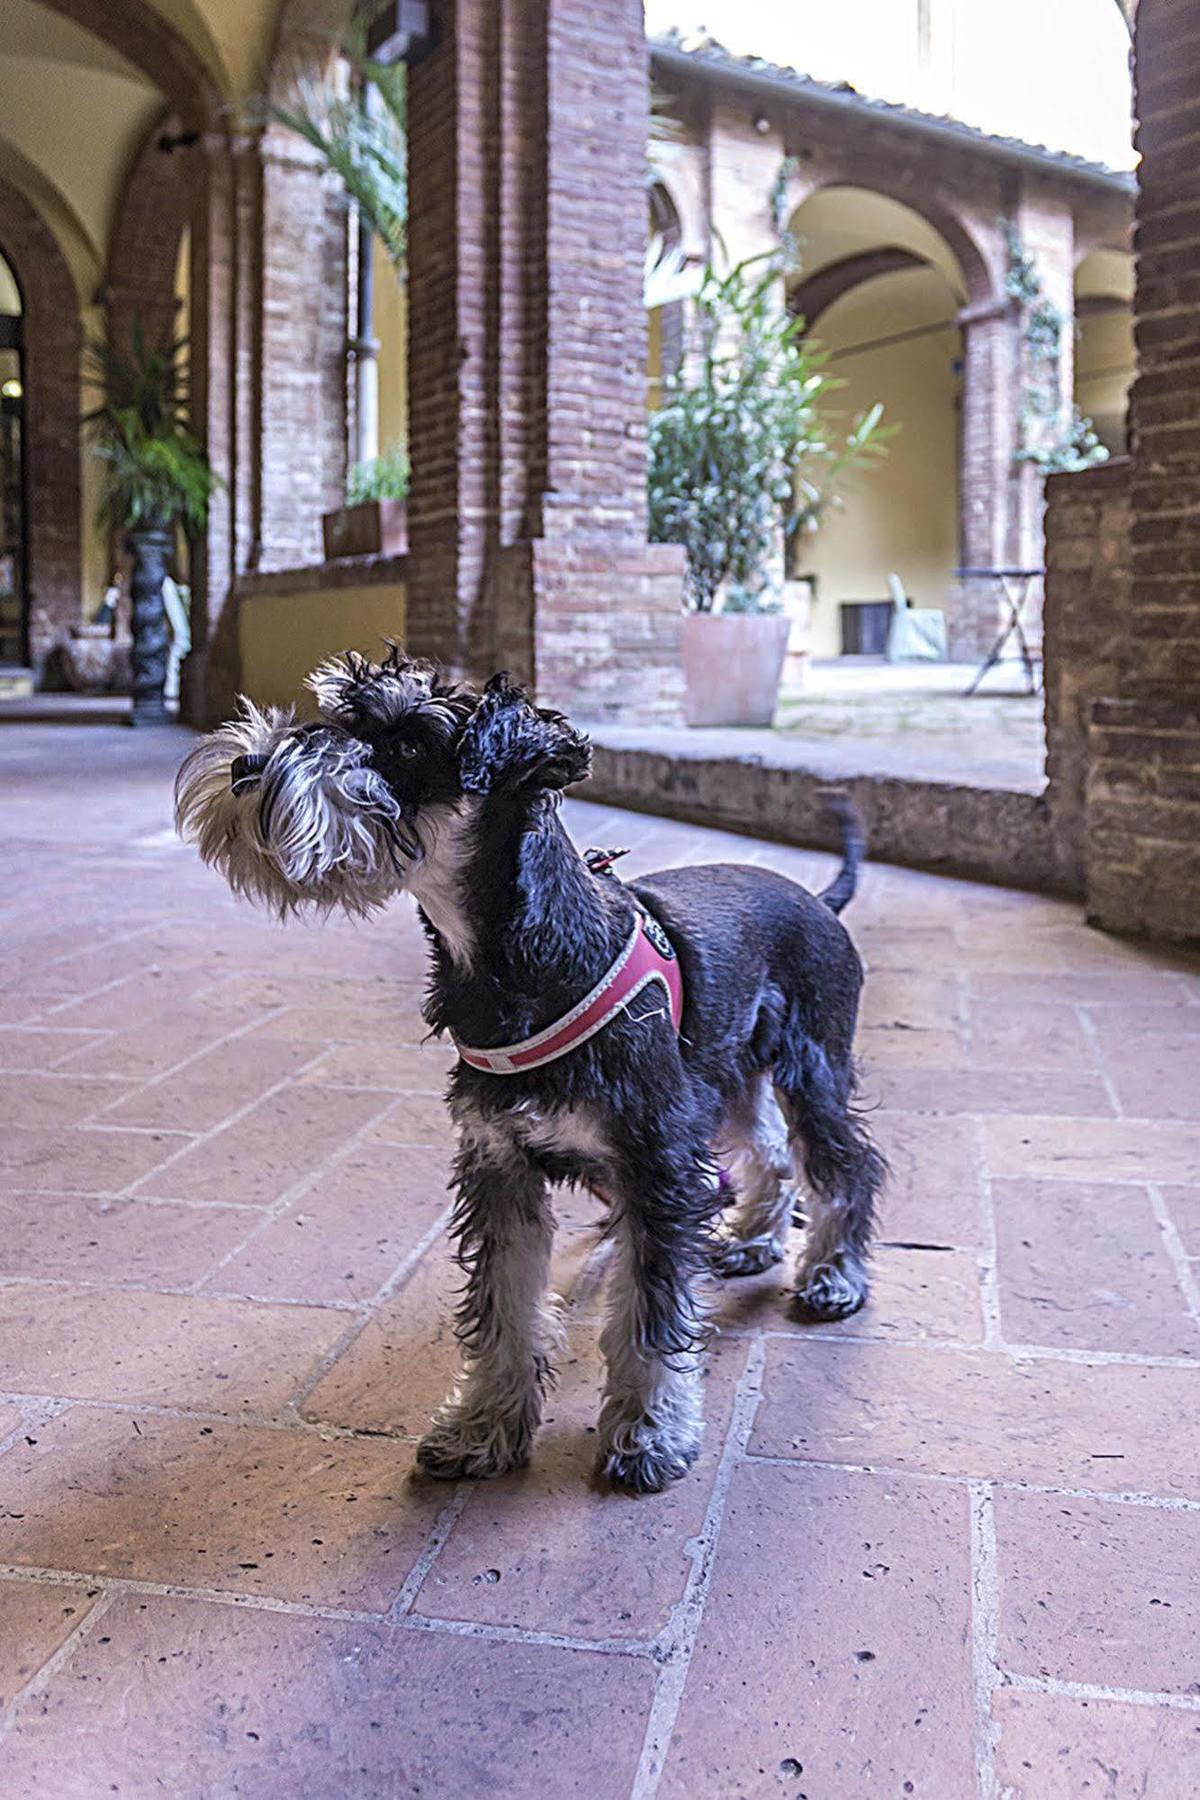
[[175, 649, 591, 917]]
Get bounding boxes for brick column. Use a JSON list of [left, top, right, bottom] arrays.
[[184, 136, 258, 727], [1082, 0, 1200, 942], [956, 298, 1022, 655], [258, 130, 349, 571], [406, 0, 684, 721]]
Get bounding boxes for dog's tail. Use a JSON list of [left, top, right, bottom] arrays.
[[817, 791, 865, 916]]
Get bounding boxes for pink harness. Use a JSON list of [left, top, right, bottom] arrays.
[[453, 910, 684, 1075]]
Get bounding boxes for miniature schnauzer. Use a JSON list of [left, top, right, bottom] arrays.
[[176, 651, 884, 1495]]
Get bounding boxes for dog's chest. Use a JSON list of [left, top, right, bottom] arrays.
[[476, 1101, 613, 1176]]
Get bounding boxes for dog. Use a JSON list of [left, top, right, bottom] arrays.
[[176, 649, 884, 1495]]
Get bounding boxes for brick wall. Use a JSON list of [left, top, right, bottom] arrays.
[[0, 176, 82, 677], [1081, 0, 1200, 942], [106, 111, 190, 355]]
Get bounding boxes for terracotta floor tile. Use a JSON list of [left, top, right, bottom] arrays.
[[254, 1004, 430, 1043], [658, 1462, 975, 1799], [137, 1085, 394, 1207], [297, 1040, 457, 1090], [992, 1689, 1200, 1798], [0, 1192, 255, 1287], [1162, 1185, 1200, 1257], [752, 1338, 1200, 1496], [1093, 1028, 1200, 1120], [870, 1111, 984, 1247], [0, 1408, 443, 1609], [0, 1595, 654, 1800], [871, 1065, 1115, 1117], [50, 1008, 248, 1079], [300, 1244, 465, 1436], [860, 971, 963, 1032], [0, 1027, 107, 1072], [969, 968, 1196, 1004], [856, 1022, 966, 1067], [981, 1115, 1200, 1185], [994, 1488, 1200, 1693], [965, 998, 1097, 1068], [203, 1145, 452, 1304], [717, 1241, 985, 1344], [0, 1284, 346, 1413], [368, 1093, 454, 1145], [0, 1126, 189, 1195], [1, 1073, 133, 1129], [994, 1177, 1199, 1357], [99, 1036, 321, 1133], [415, 1334, 745, 1640], [0, 1579, 101, 1711]]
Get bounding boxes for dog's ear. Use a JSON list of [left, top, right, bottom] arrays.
[[457, 674, 591, 797]]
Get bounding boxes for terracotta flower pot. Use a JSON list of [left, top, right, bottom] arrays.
[[681, 611, 791, 727], [321, 498, 408, 561]]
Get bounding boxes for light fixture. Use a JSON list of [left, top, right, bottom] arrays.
[[1, 378, 21, 399], [753, 113, 772, 135]]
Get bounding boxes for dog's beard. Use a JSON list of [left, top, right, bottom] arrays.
[[175, 700, 414, 919]]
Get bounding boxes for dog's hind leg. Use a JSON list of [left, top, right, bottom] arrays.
[[596, 1149, 717, 1496], [776, 1040, 885, 1322], [416, 1121, 559, 1480], [712, 1076, 797, 1278]]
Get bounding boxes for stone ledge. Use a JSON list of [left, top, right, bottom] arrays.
[[1045, 456, 1132, 496], [584, 738, 1071, 896], [236, 555, 408, 600]]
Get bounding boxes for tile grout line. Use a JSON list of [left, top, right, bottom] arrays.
[[1147, 1184, 1200, 1332], [629, 1333, 766, 1800], [1002, 1669, 1200, 1714], [741, 1452, 1200, 1509], [277, 1203, 455, 1418], [969, 1480, 1001, 1800], [755, 1328, 1200, 1370], [1074, 1005, 1123, 1119], [78, 1003, 299, 1128], [0, 1390, 420, 1445], [971, 1117, 1004, 1351], [0, 1588, 117, 1745]]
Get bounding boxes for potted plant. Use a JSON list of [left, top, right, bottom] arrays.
[[85, 325, 214, 725], [322, 438, 409, 559], [648, 253, 893, 726]]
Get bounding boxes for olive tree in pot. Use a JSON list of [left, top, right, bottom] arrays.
[[86, 327, 214, 725], [648, 253, 893, 726]]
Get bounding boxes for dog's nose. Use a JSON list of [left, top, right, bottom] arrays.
[[230, 753, 268, 795]]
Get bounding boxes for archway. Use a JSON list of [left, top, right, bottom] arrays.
[[0, 178, 81, 676], [786, 186, 971, 659]]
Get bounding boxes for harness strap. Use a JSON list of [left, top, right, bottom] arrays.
[[453, 910, 683, 1075]]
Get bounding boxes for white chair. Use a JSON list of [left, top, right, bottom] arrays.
[[885, 572, 947, 662]]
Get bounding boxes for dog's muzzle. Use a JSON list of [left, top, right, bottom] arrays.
[[230, 753, 269, 795]]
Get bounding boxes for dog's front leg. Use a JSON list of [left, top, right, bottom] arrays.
[[417, 1124, 558, 1481], [597, 1163, 714, 1497]]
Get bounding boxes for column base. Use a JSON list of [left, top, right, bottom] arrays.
[[492, 536, 686, 726]]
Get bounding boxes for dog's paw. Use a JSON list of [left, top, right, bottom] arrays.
[[792, 1257, 868, 1322], [415, 1417, 533, 1482], [713, 1234, 785, 1279], [599, 1437, 700, 1496]]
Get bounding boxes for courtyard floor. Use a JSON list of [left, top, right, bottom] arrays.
[[0, 720, 1198, 1798]]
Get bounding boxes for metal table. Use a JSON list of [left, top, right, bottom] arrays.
[[955, 567, 1045, 696]]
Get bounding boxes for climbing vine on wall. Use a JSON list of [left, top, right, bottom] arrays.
[[1003, 222, 1108, 475]]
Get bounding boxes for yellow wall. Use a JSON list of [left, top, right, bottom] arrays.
[[238, 582, 407, 714], [799, 268, 962, 658], [372, 244, 408, 459]]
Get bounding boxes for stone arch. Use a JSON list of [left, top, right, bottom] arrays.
[[783, 170, 996, 309], [107, 108, 192, 355], [30, 0, 221, 128], [0, 176, 81, 674]]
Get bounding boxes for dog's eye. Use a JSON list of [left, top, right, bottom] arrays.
[[395, 741, 419, 761]]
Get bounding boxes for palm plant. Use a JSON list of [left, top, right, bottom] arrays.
[[267, 29, 407, 276], [84, 325, 214, 534]]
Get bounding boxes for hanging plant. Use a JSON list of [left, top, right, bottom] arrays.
[[1003, 221, 1108, 475]]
